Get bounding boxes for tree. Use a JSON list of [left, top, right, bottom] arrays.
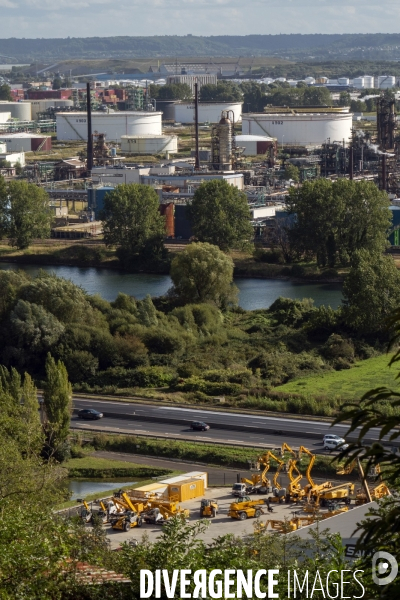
[[0, 84, 12, 101], [187, 179, 253, 251], [157, 83, 192, 100], [170, 242, 237, 307], [342, 249, 400, 334], [338, 91, 351, 106], [0, 179, 51, 249], [100, 184, 166, 266], [333, 316, 400, 596], [52, 76, 62, 90], [302, 86, 331, 106], [283, 163, 300, 182], [286, 179, 391, 267], [199, 81, 242, 102], [43, 353, 72, 458], [240, 81, 267, 112]]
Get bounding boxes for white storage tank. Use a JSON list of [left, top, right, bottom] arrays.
[[0, 133, 52, 152], [363, 75, 375, 89], [29, 99, 74, 120], [173, 102, 242, 124], [338, 77, 350, 86], [120, 134, 178, 155], [242, 112, 352, 146], [56, 111, 162, 142], [0, 101, 32, 121], [236, 134, 276, 156], [378, 76, 395, 89], [0, 111, 11, 124], [353, 77, 365, 89]]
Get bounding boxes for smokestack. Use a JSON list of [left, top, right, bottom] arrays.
[[86, 82, 93, 176], [381, 154, 387, 191], [194, 81, 200, 170], [349, 146, 354, 180]]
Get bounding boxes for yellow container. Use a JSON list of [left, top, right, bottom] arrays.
[[168, 478, 205, 502], [131, 483, 168, 497]]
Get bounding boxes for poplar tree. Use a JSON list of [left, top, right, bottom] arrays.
[[43, 354, 72, 457]]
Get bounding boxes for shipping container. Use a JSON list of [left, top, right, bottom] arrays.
[[168, 478, 205, 502]]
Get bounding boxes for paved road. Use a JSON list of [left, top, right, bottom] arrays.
[[72, 397, 393, 447], [71, 414, 328, 452]]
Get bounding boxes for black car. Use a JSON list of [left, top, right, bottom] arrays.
[[190, 421, 210, 431], [77, 408, 103, 420]]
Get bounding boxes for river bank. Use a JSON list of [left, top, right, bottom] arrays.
[[0, 241, 345, 282]]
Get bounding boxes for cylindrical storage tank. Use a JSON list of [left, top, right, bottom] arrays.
[[242, 113, 352, 146], [353, 77, 365, 89], [159, 203, 175, 237], [154, 100, 177, 120], [235, 134, 276, 156], [173, 102, 242, 124], [56, 111, 162, 142], [338, 77, 350, 86], [0, 133, 51, 152], [29, 99, 74, 120], [315, 77, 328, 84], [304, 77, 315, 84], [363, 76, 375, 88], [120, 134, 178, 155], [378, 76, 395, 89], [0, 101, 32, 121], [0, 112, 11, 124]]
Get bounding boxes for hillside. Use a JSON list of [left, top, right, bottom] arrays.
[[2, 34, 400, 63]]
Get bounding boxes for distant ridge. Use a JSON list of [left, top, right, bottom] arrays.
[[1, 34, 400, 62]]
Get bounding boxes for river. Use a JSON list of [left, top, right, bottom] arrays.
[[0, 263, 342, 310]]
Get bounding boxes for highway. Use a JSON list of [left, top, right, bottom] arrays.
[[72, 397, 393, 449]]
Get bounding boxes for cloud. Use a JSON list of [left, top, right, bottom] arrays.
[[2, 0, 400, 36]]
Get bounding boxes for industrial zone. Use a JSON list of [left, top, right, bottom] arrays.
[[1, 67, 400, 244], [0, 61, 398, 561]]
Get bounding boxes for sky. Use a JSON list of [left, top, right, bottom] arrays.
[[1, 0, 400, 38]]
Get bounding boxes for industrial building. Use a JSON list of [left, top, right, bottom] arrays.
[[166, 74, 217, 94], [0, 101, 32, 121], [173, 102, 242, 124], [0, 132, 52, 152], [120, 134, 178, 155], [56, 111, 163, 142], [242, 111, 352, 146]]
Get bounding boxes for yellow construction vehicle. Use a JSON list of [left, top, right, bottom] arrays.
[[256, 450, 287, 501], [199, 499, 218, 518], [228, 496, 266, 520], [110, 510, 143, 532], [304, 482, 354, 512], [286, 458, 304, 502], [355, 482, 391, 505], [80, 500, 93, 523]]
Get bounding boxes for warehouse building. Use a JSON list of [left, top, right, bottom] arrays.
[[56, 111, 163, 142], [166, 74, 217, 94]]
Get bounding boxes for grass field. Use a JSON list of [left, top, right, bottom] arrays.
[[276, 353, 399, 400]]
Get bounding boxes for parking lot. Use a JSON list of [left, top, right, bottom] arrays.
[[94, 486, 351, 549]]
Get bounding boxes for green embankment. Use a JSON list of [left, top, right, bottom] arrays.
[[64, 455, 172, 479], [276, 354, 398, 400]]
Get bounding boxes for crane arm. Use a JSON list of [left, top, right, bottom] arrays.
[[299, 446, 316, 488]]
